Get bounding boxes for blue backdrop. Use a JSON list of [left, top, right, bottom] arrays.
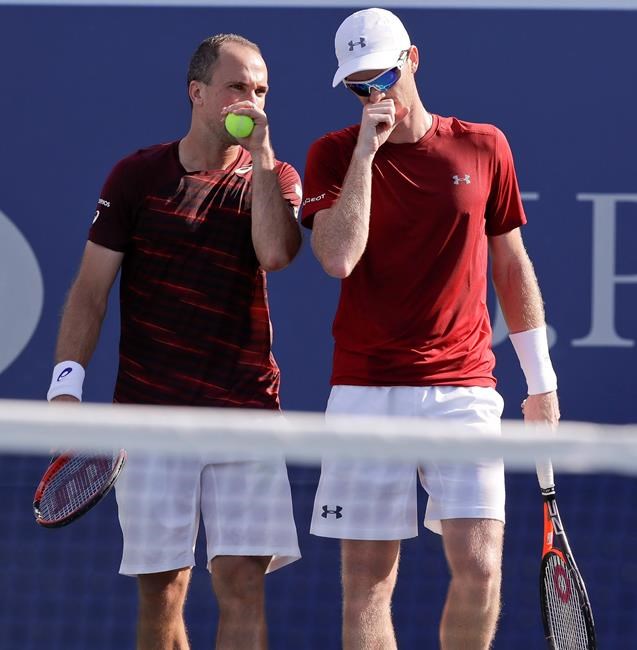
[[1, 4, 636, 649]]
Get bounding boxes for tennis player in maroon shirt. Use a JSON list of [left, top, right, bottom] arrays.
[[47, 34, 302, 649], [302, 9, 560, 650]]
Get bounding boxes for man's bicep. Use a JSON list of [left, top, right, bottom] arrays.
[[301, 136, 345, 228], [488, 227, 544, 323], [73, 241, 124, 300], [488, 227, 527, 267]]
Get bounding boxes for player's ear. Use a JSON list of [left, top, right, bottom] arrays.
[[408, 45, 419, 74], [189, 80, 205, 106]]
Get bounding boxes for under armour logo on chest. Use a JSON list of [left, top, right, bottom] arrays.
[[452, 174, 471, 185], [321, 505, 343, 519], [348, 38, 366, 51]]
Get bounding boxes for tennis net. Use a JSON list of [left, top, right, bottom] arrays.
[[1, 399, 635, 649]]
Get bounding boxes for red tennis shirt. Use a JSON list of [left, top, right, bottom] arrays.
[[301, 115, 526, 388], [89, 141, 301, 407]]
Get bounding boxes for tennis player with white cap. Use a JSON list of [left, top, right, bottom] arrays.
[[301, 8, 560, 649]]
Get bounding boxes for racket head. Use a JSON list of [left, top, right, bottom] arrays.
[[33, 450, 127, 528], [540, 494, 596, 649], [540, 549, 596, 649]]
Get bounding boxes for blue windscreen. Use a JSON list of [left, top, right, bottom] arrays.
[[0, 5, 635, 648]]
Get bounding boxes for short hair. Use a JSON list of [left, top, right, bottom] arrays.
[[187, 33, 261, 88]]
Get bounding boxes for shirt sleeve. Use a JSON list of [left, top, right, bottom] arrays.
[[88, 155, 142, 252], [485, 127, 527, 236], [300, 134, 348, 229], [276, 162, 303, 219]]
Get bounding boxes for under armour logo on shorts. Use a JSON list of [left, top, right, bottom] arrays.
[[321, 505, 343, 519]]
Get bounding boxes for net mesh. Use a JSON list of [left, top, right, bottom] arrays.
[[1, 399, 636, 649]]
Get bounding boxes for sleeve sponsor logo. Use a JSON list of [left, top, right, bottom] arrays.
[[302, 192, 326, 207], [93, 198, 111, 224]]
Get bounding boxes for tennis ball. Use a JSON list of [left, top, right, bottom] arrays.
[[225, 113, 255, 138]]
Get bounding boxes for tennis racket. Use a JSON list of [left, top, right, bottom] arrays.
[[33, 450, 127, 528], [536, 459, 596, 649]]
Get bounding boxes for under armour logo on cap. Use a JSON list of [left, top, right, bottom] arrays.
[[333, 8, 411, 88], [321, 505, 343, 519], [348, 37, 366, 51]]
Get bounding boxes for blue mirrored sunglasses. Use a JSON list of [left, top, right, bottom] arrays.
[[343, 50, 409, 97]]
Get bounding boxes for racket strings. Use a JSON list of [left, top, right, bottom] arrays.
[[543, 554, 591, 648], [37, 456, 115, 521]]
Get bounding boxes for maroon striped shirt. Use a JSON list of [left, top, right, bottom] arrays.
[[89, 141, 301, 408]]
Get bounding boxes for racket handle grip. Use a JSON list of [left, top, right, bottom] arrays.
[[536, 458, 555, 491]]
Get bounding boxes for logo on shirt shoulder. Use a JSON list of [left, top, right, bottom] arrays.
[[452, 174, 471, 185], [302, 192, 326, 207], [93, 197, 111, 224], [234, 165, 253, 175]]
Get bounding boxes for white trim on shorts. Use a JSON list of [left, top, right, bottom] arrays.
[[116, 454, 301, 576], [310, 385, 505, 540]]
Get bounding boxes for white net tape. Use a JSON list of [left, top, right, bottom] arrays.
[[1, 399, 635, 473]]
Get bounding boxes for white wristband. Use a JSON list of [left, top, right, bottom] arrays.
[[47, 361, 85, 401], [509, 326, 557, 395]]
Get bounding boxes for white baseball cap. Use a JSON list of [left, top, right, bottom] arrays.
[[332, 8, 411, 88]]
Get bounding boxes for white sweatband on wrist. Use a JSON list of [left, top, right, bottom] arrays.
[[509, 326, 557, 395], [47, 361, 85, 401]]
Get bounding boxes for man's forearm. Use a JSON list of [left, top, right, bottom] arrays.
[[492, 251, 546, 333], [311, 151, 375, 279], [492, 247, 558, 398], [250, 148, 301, 272], [54, 285, 108, 367]]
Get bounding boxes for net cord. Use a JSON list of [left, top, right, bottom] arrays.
[[1, 399, 635, 473]]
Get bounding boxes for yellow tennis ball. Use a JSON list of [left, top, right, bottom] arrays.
[[225, 113, 254, 138]]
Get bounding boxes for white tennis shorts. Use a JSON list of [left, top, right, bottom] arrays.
[[311, 385, 505, 540], [116, 454, 301, 576]]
